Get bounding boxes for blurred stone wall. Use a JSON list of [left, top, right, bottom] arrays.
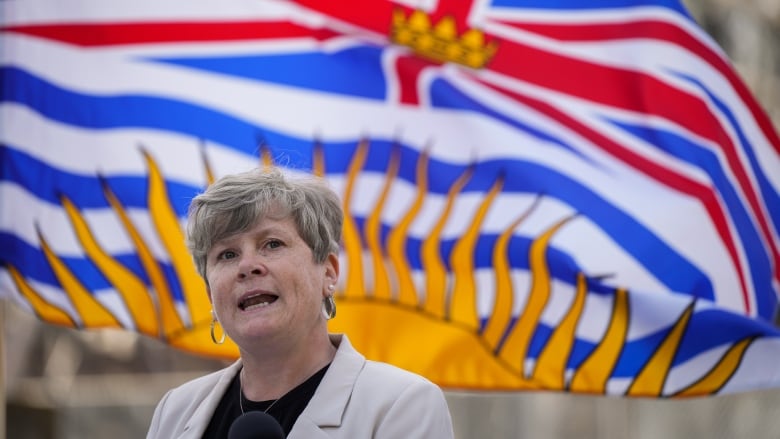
[[684, 0, 780, 128]]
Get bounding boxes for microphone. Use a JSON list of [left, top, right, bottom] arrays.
[[228, 411, 285, 439]]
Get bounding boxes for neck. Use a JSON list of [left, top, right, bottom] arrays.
[[239, 332, 336, 401]]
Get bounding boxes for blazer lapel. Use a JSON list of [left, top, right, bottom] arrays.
[[181, 360, 243, 439], [288, 334, 365, 438]]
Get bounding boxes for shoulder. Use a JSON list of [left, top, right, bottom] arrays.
[[334, 334, 447, 408], [330, 334, 441, 395], [355, 358, 451, 414], [147, 361, 240, 438], [359, 358, 436, 390], [292, 335, 455, 438], [332, 334, 439, 395], [331, 338, 454, 438]]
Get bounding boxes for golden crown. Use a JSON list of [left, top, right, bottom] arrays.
[[390, 8, 498, 69]]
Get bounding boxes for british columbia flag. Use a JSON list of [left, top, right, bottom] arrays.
[[2, 0, 779, 397]]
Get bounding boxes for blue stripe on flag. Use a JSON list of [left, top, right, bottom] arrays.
[[1, 67, 262, 155], [151, 46, 388, 100], [429, 78, 594, 164], [0, 232, 187, 302], [609, 120, 776, 319], [489, 0, 691, 17], [676, 72, 780, 237], [1, 145, 200, 215]]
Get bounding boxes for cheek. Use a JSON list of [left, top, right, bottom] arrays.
[[206, 267, 230, 298], [210, 284, 233, 316]]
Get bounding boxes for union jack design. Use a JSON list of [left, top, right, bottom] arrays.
[[1, 0, 779, 396]]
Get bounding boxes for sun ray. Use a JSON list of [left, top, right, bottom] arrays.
[[674, 336, 757, 396], [60, 194, 159, 336], [627, 301, 695, 396], [569, 287, 629, 393], [498, 215, 575, 375], [103, 175, 186, 339], [37, 227, 121, 328], [532, 272, 588, 389], [450, 172, 504, 329], [366, 145, 400, 301], [422, 165, 474, 319], [142, 149, 209, 328], [387, 148, 430, 308], [200, 141, 215, 185], [312, 140, 325, 177], [260, 142, 274, 169], [8, 264, 76, 327], [483, 196, 541, 351], [341, 138, 369, 299]]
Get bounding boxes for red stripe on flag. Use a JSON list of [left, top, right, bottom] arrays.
[[395, 55, 439, 105], [2, 22, 340, 46], [486, 41, 779, 286], [496, 18, 780, 157], [293, 0, 395, 36], [475, 76, 753, 313]]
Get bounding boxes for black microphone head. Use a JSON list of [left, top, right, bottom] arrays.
[[228, 411, 285, 439]]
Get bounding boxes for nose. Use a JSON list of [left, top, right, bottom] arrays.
[[237, 252, 267, 279]]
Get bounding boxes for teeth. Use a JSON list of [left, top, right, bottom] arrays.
[[239, 293, 277, 310], [243, 302, 271, 311]]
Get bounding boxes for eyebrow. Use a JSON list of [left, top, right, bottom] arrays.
[[218, 221, 294, 245]]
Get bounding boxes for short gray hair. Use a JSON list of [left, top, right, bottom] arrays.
[[186, 167, 343, 282]]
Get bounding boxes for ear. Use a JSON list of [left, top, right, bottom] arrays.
[[323, 253, 339, 294]]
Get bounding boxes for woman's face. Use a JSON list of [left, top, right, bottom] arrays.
[[205, 210, 338, 348]]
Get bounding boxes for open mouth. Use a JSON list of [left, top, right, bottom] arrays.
[[238, 293, 278, 311]]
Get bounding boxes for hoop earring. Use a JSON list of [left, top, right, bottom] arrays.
[[322, 295, 336, 320], [210, 309, 226, 345]]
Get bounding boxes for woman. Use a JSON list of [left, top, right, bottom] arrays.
[[146, 166, 454, 438]]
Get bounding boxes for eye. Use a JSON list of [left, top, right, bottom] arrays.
[[218, 249, 238, 260], [266, 239, 283, 249]]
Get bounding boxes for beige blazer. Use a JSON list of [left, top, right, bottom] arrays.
[[146, 334, 454, 438]]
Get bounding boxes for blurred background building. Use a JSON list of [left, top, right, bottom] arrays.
[[3, 0, 779, 437]]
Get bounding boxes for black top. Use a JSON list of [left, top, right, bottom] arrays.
[[202, 363, 330, 438]]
